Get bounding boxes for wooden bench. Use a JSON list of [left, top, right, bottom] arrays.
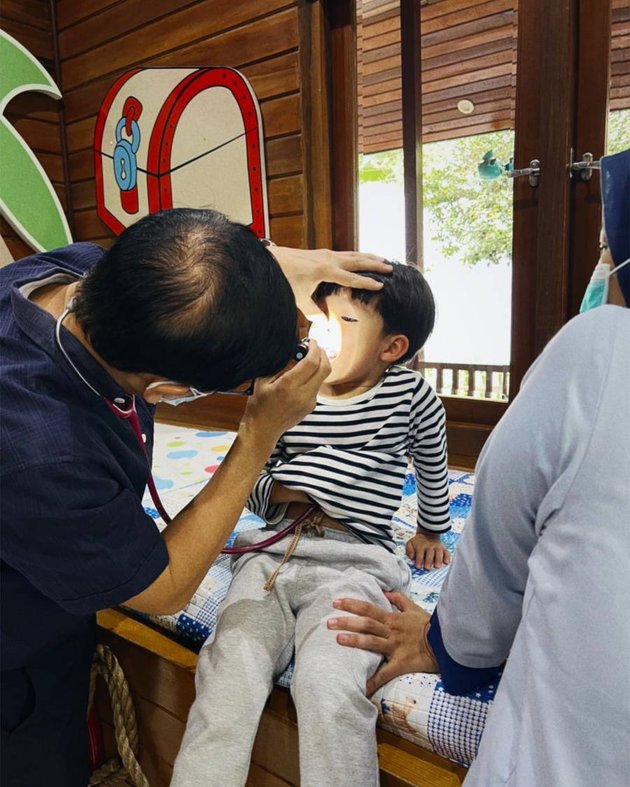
[[96, 608, 467, 786]]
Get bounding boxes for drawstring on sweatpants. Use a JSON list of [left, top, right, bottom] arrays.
[[263, 508, 326, 591]]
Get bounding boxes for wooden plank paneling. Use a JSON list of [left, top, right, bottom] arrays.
[[58, 0, 203, 59], [422, 0, 499, 20], [56, 0, 119, 31], [268, 175, 304, 217], [0, 17, 53, 61], [5, 92, 62, 123], [59, 2, 297, 90], [261, 94, 301, 140], [1, 0, 51, 31], [270, 215, 306, 249], [329, 0, 359, 249], [62, 50, 300, 126], [611, 3, 630, 106], [422, 26, 511, 64], [401, 0, 423, 264], [35, 150, 67, 184], [298, 0, 333, 248], [422, 0, 514, 36], [156, 394, 246, 433], [359, 0, 629, 155], [266, 134, 302, 177], [358, 0, 517, 154], [134, 694, 188, 765], [247, 763, 294, 786], [69, 179, 95, 212], [10, 117, 62, 154], [67, 148, 94, 183], [58, 0, 313, 250], [72, 209, 108, 239], [0, 220, 34, 262]]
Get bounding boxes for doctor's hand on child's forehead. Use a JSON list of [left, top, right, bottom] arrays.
[[312, 261, 435, 365]]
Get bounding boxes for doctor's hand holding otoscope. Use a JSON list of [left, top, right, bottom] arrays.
[[241, 338, 330, 442]]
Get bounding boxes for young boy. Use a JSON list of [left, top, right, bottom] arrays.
[[172, 263, 451, 787]]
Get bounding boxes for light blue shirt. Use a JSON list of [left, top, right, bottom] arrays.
[[437, 305, 630, 786]]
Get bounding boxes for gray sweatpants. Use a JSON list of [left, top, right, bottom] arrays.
[[171, 526, 411, 787]]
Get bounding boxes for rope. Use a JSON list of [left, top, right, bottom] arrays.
[[88, 644, 150, 787], [263, 509, 326, 591], [89, 757, 132, 786]]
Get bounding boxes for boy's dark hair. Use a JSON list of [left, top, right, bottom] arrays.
[[314, 263, 435, 363], [74, 208, 297, 391]]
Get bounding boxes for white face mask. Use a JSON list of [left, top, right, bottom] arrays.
[[145, 381, 210, 406], [579, 257, 630, 313]]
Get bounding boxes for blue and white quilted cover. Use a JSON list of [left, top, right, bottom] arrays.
[[140, 423, 497, 767]]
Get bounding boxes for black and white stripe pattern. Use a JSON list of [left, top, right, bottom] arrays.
[[247, 366, 450, 550]]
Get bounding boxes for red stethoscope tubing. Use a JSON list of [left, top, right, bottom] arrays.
[[221, 506, 316, 554], [104, 396, 314, 554]]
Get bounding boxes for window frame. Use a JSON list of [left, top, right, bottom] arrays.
[[328, 0, 614, 468]]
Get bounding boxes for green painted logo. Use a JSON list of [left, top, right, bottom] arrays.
[[0, 29, 72, 252]]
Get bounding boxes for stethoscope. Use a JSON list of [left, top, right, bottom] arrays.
[[55, 304, 315, 553]]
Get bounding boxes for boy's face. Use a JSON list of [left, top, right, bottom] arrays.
[[311, 289, 390, 386]]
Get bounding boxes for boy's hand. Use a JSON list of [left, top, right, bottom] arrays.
[[406, 531, 451, 570]]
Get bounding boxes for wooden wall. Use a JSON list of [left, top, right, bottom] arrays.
[[0, 0, 339, 441], [358, 0, 630, 155], [358, 0, 518, 154], [0, 0, 67, 261], [55, 0, 331, 252], [611, 0, 630, 110]]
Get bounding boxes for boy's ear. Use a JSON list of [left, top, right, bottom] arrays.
[[380, 334, 410, 364]]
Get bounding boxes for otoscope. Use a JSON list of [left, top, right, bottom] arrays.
[[293, 339, 310, 362]]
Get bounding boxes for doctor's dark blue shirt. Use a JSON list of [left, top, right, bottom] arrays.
[[0, 244, 169, 670]]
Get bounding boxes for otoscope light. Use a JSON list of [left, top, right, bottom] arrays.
[[307, 313, 342, 360]]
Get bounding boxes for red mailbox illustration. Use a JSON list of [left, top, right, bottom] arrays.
[[94, 67, 269, 237]]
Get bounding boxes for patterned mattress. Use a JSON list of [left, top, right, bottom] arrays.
[[139, 423, 497, 767]]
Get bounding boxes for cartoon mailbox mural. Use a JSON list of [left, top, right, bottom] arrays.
[[94, 67, 269, 237]]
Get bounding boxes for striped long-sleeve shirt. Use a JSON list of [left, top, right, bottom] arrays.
[[247, 366, 451, 551]]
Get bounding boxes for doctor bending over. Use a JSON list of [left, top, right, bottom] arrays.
[[331, 236, 630, 785], [0, 207, 391, 787]]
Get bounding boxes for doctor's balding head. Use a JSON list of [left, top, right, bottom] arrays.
[[73, 208, 297, 393]]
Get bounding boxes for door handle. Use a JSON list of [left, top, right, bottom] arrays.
[[506, 159, 540, 187], [570, 151, 601, 182]]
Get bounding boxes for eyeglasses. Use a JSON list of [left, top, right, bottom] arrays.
[[187, 339, 307, 399]]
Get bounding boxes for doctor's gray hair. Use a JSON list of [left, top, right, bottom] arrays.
[[73, 208, 297, 391]]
